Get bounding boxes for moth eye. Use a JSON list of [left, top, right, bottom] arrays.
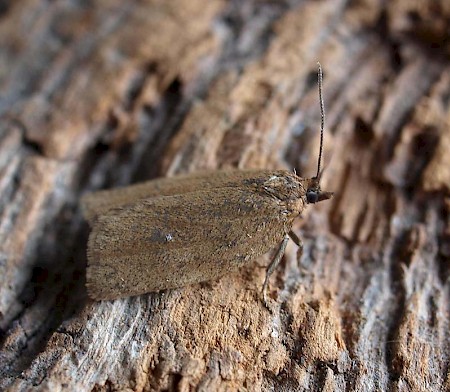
[[306, 190, 319, 204]]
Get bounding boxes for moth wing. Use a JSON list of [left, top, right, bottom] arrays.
[[82, 169, 276, 224], [86, 185, 290, 300]]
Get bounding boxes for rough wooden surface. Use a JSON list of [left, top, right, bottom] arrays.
[[0, 0, 449, 391]]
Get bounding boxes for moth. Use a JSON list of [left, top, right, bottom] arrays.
[[82, 64, 333, 305]]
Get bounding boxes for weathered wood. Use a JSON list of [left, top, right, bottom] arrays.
[[0, 0, 449, 391]]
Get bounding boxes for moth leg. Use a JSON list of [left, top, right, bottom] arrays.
[[262, 235, 289, 308], [289, 230, 304, 259]]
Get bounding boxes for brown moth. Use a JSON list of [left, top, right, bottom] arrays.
[[82, 64, 333, 305]]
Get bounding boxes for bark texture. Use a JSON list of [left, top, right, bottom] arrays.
[[0, 0, 449, 391]]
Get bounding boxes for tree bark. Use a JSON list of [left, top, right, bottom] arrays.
[[1, 0, 449, 391]]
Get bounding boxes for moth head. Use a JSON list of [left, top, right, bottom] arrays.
[[305, 174, 333, 204]]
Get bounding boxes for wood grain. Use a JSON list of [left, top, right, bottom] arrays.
[[0, 0, 449, 390]]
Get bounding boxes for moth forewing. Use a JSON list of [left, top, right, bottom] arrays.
[[85, 170, 309, 300], [82, 169, 286, 224]]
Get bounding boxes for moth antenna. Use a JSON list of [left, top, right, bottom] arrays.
[[316, 62, 324, 179]]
